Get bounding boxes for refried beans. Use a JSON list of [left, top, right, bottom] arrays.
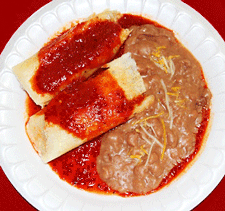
[[96, 24, 212, 194]]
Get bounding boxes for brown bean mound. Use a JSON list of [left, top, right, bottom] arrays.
[[97, 24, 211, 194]]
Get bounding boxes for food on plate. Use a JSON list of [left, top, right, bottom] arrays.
[[26, 53, 154, 163], [13, 10, 130, 106], [24, 11, 211, 196]]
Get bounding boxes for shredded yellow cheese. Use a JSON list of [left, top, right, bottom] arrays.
[[133, 111, 164, 125], [127, 147, 132, 156], [152, 46, 166, 57], [160, 118, 167, 161], [130, 154, 142, 163], [166, 92, 179, 97], [171, 86, 181, 92], [140, 145, 148, 155], [167, 55, 180, 60], [135, 128, 140, 133], [130, 145, 148, 163], [150, 46, 179, 77], [167, 86, 186, 108]]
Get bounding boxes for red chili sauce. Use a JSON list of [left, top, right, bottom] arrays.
[[43, 70, 144, 140], [26, 14, 211, 197], [31, 20, 123, 94]]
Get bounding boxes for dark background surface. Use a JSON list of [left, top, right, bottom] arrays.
[[0, 0, 225, 210]]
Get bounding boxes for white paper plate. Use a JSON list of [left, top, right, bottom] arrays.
[[1, 0, 225, 210]]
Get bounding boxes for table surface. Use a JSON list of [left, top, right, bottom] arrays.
[[0, 0, 225, 210]]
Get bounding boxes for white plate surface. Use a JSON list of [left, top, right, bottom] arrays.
[[0, 0, 225, 210]]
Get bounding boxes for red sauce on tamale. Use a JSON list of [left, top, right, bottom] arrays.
[[31, 20, 123, 94]]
